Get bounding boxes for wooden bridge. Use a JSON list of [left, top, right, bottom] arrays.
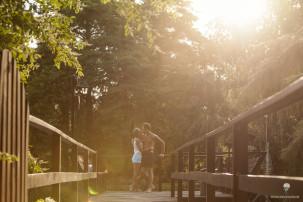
[[1, 48, 303, 202]]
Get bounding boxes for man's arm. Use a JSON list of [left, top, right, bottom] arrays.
[[152, 133, 165, 155]]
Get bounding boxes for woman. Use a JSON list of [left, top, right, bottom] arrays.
[[129, 128, 143, 191]]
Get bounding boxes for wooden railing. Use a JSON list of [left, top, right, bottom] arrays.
[[0, 50, 105, 202], [0, 50, 29, 202], [28, 115, 102, 202], [170, 76, 303, 202]]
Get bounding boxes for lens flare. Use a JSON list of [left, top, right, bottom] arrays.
[[191, 0, 268, 33]]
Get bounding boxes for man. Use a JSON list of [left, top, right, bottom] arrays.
[[140, 122, 165, 192]]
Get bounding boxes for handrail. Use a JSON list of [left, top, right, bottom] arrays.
[[29, 115, 96, 154], [27, 172, 97, 189], [29, 115, 101, 202], [171, 171, 233, 189], [238, 174, 303, 195], [173, 125, 228, 153], [170, 76, 303, 202], [173, 76, 303, 153]]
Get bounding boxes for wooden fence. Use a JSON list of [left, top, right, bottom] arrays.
[[170, 76, 303, 201], [0, 50, 29, 202], [0, 49, 103, 202], [28, 115, 100, 202]]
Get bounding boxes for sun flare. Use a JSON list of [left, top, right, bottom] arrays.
[[191, 0, 268, 33]]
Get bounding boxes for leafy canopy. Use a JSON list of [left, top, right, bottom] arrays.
[[0, 0, 84, 80], [100, 0, 178, 45], [0, 0, 178, 81]]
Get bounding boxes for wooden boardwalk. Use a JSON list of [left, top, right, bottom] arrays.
[[91, 191, 176, 202], [90, 191, 235, 202]]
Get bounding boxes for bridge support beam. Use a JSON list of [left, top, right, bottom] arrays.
[[51, 136, 62, 202], [232, 122, 248, 202]]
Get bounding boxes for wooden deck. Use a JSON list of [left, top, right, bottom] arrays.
[[91, 191, 233, 202], [91, 191, 176, 202]]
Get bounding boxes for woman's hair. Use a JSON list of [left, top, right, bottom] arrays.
[[132, 127, 141, 138], [142, 122, 151, 131]]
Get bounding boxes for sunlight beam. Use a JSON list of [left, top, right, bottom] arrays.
[[190, 0, 268, 34]]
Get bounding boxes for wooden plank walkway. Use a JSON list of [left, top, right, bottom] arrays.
[[91, 191, 176, 202], [90, 191, 233, 202]]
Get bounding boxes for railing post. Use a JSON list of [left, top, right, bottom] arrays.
[[51, 135, 62, 202], [77, 148, 89, 202], [171, 154, 176, 197], [206, 137, 215, 202], [218, 156, 223, 172], [177, 151, 184, 202], [188, 147, 195, 202], [158, 159, 162, 191], [232, 122, 248, 202], [69, 144, 79, 202], [93, 153, 98, 193], [97, 154, 106, 192], [76, 146, 79, 202], [84, 150, 90, 202], [85, 150, 89, 201], [227, 146, 231, 172], [199, 146, 205, 197]]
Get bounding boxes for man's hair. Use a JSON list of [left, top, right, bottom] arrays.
[[132, 127, 141, 137], [143, 122, 151, 131]]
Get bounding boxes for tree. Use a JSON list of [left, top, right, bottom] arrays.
[[26, 0, 303, 182], [0, 0, 177, 81], [27, 0, 226, 184], [27, 45, 75, 133], [90, 0, 229, 180], [0, 0, 84, 80], [208, 0, 303, 175]]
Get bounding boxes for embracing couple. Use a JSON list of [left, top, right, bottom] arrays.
[[130, 122, 165, 192]]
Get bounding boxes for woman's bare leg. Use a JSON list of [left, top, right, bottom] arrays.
[[132, 163, 141, 190]]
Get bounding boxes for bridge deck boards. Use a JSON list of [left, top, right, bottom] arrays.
[[91, 191, 232, 202], [91, 191, 176, 202]]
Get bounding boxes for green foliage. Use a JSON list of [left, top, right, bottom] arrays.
[[88, 186, 98, 196], [0, 152, 19, 163], [27, 0, 227, 181], [35, 197, 56, 202], [28, 151, 49, 174], [27, 49, 74, 133], [100, 0, 178, 45], [0, 0, 84, 81], [1, 0, 180, 82], [212, 0, 303, 176], [25, 0, 303, 185]]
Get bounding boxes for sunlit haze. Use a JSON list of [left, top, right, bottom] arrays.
[[190, 0, 268, 35]]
